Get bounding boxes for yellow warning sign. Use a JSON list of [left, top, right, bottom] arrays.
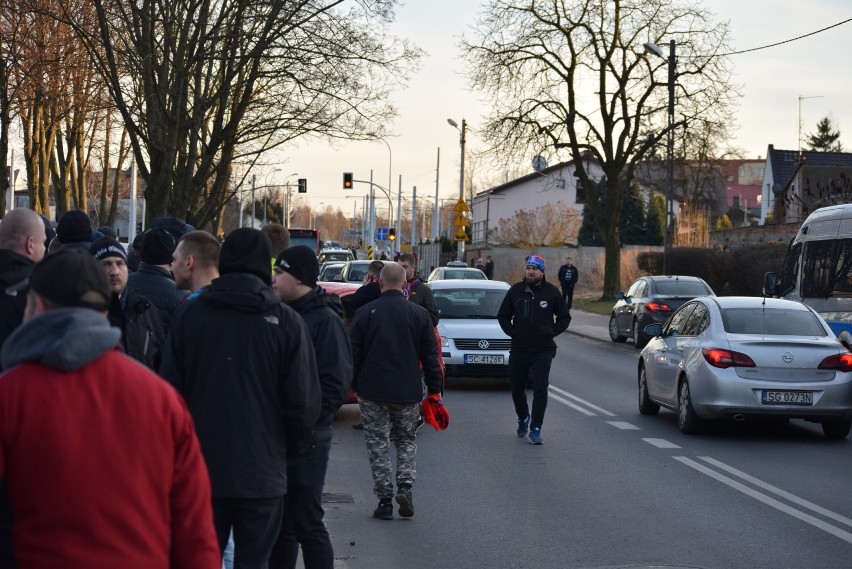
[[453, 213, 467, 227], [454, 228, 468, 241], [453, 198, 469, 213]]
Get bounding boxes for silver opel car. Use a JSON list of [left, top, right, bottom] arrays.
[[638, 296, 852, 438]]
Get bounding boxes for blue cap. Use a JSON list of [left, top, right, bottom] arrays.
[[526, 255, 545, 272]]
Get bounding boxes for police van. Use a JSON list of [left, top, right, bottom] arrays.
[[765, 204, 852, 347]]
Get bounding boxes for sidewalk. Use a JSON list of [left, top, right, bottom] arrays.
[[564, 309, 611, 343]]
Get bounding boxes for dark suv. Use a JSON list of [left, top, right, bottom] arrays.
[[609, 275, 715, 349]]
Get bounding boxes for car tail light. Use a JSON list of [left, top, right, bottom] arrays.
[[646, 302, 672, 312], [818, 353, 852, 373], [702, 347, 756, 368]]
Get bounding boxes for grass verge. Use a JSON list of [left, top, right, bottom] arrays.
[[572, 296, 614, 316]]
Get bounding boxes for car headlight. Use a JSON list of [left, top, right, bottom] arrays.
[[440, 336, 449, 347]]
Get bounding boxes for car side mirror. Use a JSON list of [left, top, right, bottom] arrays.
[[644, 323, 663, 338], [763, 272, 778, 297], [613, 291, 624, 300]]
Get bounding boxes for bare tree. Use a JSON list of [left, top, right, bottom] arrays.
[[58, 0, 420, 227], [490, 201, 581, 247], [462, 0, 737, 296]]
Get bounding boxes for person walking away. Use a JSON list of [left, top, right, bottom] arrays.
[[171, 230, 221, 299], [556, 256, 579, 311], [0, 209, 46, 366], [498, 255, 570, 445], [397, 252, 439, 326], [127, 227, 189, 333], [0, 249, 219, 567], [90, 236, 165, 370], [159, 228, 321, 568], [484, 255, 495, 280], [346, 260, 384, 320], [349, 263, 443, 520], [269, 246, 353, 569]]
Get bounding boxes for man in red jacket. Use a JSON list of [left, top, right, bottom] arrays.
[[0, 250, 219, 568]]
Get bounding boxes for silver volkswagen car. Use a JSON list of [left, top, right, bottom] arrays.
[[639, 296, 852, 438], [428, 279, 511, 379]]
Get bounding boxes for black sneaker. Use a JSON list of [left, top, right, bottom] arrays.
[[373, 499, 393, 520], [395, 487, 414, 518]]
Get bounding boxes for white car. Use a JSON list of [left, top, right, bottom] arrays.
[[428, 280, 511, 379], [427, 266, 487, 282]]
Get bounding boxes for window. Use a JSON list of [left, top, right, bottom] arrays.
[[575, 179, 585, 204], [681, 303, 709, 336], [664, 304, 696, 336], [721, 308, 826, 336], [801, 239, 852, 298], [777, 242, 801, 296], [653, 279, 712, 296], [626, 280, 643, 298]]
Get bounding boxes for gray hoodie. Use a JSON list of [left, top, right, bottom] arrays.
[[1, 308, 121, 372]]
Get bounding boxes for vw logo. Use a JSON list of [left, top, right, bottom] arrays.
[[782, 351, 794, 363], [478, 340, 490, 349]]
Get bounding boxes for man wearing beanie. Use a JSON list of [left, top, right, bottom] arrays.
[[127, 227, 189, 334], [55, 210, 93, 251], [269, 246, 352, 568], [498, 255, 571, 445], [160, 228, 321, 567], [0, 249, 219, 566], [90, 236, 164, 370]]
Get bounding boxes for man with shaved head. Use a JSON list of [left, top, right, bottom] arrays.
[[0, 209, 47, 362], [348, 262, 443, 521]]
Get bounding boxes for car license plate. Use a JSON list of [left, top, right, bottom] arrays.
[[761, 391, 813, 405], [464, 354, 504, 364]]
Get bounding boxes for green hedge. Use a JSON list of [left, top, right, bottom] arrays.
[[637, 244, 789, 296]]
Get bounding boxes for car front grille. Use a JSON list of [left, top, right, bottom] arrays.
[[445, 364, 509, 378], [454, 339, 512, 350]]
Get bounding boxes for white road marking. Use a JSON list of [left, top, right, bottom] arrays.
[[607, 421, 640, 430], [642, 438, 681, 448], [698, 456, 852, 529], [549, 386, 616, 416], [674, 456, 852, 545], [548, 392, 597, 416]]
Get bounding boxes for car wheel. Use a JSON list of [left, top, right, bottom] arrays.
[[821, 418, 852, 439], [632, 319, 648, 350], [638, 364, 660, 416], [678, 379, 703, 434], [609, 315, 627, 343]]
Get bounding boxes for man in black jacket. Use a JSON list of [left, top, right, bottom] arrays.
[[346, 260, 384, 320], [160, 228, 321, 568], [397, 252, 439, 326], [269, 245, 353, 569], [557, 256, 579, 310], [349, 263, 443, 520], [127, 227, 188, 333], [90, 236, 164, 370], [0, 209, 47, 366], [498, 255, 571, 445]]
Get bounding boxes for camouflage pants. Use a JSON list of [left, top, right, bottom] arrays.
[[358, 399, 420, 500]]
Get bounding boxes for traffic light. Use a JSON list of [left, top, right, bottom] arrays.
[[388, 228, 396, 241], [343, 172, 353, 189], [297, 178, 307, 193]]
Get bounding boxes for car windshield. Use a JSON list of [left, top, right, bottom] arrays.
[[721, 307, 828, 336], [443, 269, 485, 279], [320, 252, 351, 262], [433, 288, 505, 318], [654, 280, 712, 296]]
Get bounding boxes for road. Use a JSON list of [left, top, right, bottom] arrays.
[[320, 313, 852, 569]]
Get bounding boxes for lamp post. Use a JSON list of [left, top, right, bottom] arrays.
[[447, 118, 466, 262], [280, 172, 297, 227], [644, 39, 675, 275]]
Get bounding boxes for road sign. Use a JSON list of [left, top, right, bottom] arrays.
[[454, 228, 468, 241], [453, 198, 469, 213], [453, 213, 467, 227], [375, 227, 389, 241]]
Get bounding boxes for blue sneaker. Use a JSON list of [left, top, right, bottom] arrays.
[[529, 427, 543, 445], [516, 416, 530, 437]]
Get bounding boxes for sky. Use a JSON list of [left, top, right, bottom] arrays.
[[277, 0, 852, 218]]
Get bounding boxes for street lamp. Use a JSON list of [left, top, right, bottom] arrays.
[[447, 117, 466, 262], [370, 136, 395, 254], [280, 172, 298, 227], [644, 40, 675, 275]]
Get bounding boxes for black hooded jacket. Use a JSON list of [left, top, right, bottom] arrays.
[[0, 249, 35, 366], [498, 277, 571, 352], [107, 287, 165, 371], [127, 264, 189, 333], [159, 272, 321, 497], [285, 286, 353, 428]]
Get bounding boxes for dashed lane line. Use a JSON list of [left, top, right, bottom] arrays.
[[674, 456, 852, 545], [548, 392, 597, 416], [549, 385, 616, 416], [643, 438, 681, 449], [607, 421, 640, 430]]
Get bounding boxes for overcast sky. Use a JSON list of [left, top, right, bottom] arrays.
[[278, 0, 852, 217]]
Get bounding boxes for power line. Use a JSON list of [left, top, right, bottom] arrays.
[[718, 17, 852, 57]]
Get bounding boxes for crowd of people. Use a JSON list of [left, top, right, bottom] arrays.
[[0, 207, 570, 566]]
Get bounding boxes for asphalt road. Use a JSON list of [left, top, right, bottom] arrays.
[[319, 312, 852, 569]]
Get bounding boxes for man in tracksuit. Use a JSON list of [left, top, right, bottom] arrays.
[[498, 255, 571, 445]]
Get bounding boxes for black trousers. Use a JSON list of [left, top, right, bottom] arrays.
[[561, 285, 575, 310], [213, 495, 285, 569], [509, 350, 554, 429], [268, 428, 334, 569]]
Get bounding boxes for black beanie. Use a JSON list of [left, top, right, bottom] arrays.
[[90, 236, 127, 262], [275, 246, 319, 288], [140, 228, 176, 265], [219, 228, 272, 284], [56, 210, 93, 244]]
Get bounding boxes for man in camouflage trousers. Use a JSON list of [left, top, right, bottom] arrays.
[[349, 263, 443, 520]]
